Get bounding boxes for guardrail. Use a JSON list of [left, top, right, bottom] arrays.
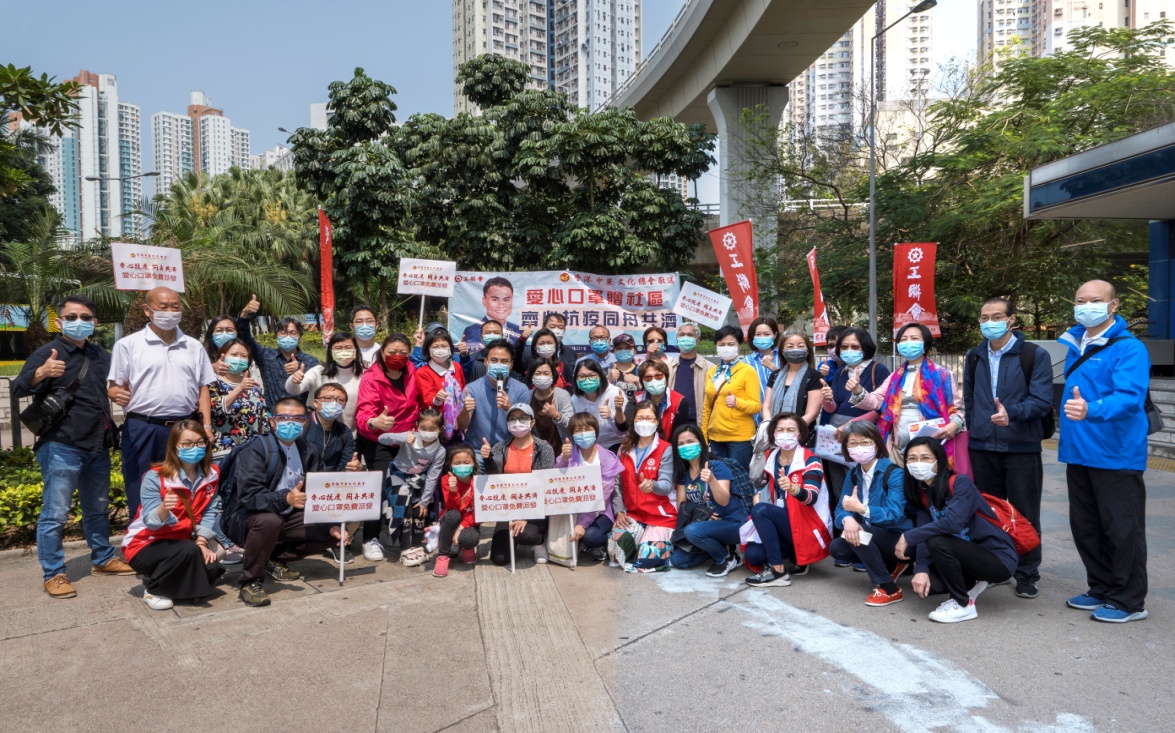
[[0, 376, 124, 451]]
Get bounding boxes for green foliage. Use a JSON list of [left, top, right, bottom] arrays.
[[0, 126, 56, 242], [0, 448, 126, 536], [0, 206, 86, 349], [0, 65, 81, 199], [460, 54, 529, 109]]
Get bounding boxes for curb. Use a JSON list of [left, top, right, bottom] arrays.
[[0, 533, 126, 561]]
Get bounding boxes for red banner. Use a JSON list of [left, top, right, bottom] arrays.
[[892, 242, 940, 337], [319, 209, 335, 347], [708, 220, 758, 332], [806, 247, 829, 346]]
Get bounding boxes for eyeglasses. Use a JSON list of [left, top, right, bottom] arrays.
[[977, 315, 1008, 323], [177, 440, 206, 449], [62, 315, 95, 322], [274, 414, 308, 423], [846, 440, 875, 449], [318, 396, 346, 404]]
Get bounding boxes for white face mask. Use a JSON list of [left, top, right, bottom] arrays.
[[417, 430, 440, 444], [150, 310, 182, 330], [774, 432, 799, 450], [907, 461, 938, 482], [634, 421, 658, 437], [508, 420, 532, 437], [532, 374, 554, 390], [716, 345, 739, 362], [550, 328, 565, 340], [536, 344, 557, 358], [430, 348, 451, 363], [332, 349, 356, 365]]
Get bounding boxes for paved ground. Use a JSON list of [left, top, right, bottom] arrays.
[[1, 447, 1172, 733]]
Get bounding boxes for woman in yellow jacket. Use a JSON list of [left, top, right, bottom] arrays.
[[702, 325, 762, 468]]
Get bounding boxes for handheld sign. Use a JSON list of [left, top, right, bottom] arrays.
[[673, 281, 732, 331], [303, 471, 382, 585], [111, 242, 185, 292], [398, 257, 457, 328]]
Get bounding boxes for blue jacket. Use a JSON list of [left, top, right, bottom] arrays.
[[822, 359, 890, 425], [461, 375, 532, 450], [834, 458, 912, 531], [963, 331, 1053, 453], [1057, 316, 1150, 472], [904, 474, 1018, 577]]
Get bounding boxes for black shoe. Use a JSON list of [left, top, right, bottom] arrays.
[[265, 560, 301, 581], [1015, 578, 1039, 599], [745, 566, 791, 588], [324, 546, 354, 567], [790, 564, 809, 577], [706, 553, 740, 578], [239, 580, 270, 607]]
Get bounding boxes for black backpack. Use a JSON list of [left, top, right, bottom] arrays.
[[966, 341, 1055, 440], [217, 433, 281, 501], [709, 457, 757, 515]]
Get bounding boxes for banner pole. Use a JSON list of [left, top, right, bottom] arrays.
[[339, 522, 345, 586], [571, 515, 577, 570], [418, 297, 426, 330], [509, 531, 516, 574]]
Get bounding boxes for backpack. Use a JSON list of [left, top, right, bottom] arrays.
[[947, 476, 1041, 555], [966, 340, 1055, 440], [709, 456, 757, 515], [217, 433, 281, 501], [1065, 336, 1165, 436]]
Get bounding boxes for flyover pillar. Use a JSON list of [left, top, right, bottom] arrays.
[[706, 84, 788, 245]]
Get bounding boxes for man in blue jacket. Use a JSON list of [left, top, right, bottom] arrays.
[[1059, 280, 1150, 623], [963, 297, 1054, 600]]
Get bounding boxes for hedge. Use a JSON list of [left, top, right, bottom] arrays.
[[0, 447, 127, 535]]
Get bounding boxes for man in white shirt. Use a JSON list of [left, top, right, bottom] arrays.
[[350, 305, 382, 365], [107, 287, 215, 519]]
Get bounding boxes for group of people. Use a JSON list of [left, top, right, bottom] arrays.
[[15, 277, 1150, 624]]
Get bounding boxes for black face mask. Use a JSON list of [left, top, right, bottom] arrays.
[[783, 348, 808, 364]]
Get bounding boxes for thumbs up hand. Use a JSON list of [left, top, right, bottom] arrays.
[[108, 379, 132, 407], [457, 334, 468, 356], [725, 392, 737, 408], [699, 461, 713, 484], [842, 485, 866, 514], [346, 452, 362, 471], [1064, 385, 1088, 421], [291, 362, 307, 384], [820, 378, 834, 403], [846, 371, 861, 395], [613, 392, 624, 413], [37, 349, 66, 381], [463, 391, 476, 413], [286, 480, 307, 509], [991, 397, 1009, 426], [481, 437, 492, 460], [561, 437, 572, 463], [240, 294, 260, 318], [370, 407, 396, 432]]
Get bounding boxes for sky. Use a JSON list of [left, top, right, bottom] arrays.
[[6, 0, 975, 202]]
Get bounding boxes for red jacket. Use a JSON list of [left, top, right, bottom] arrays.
[[357, 362, 421, 442], [121, 466, 220, 562], [619, 440, 677, 529], [440, 473, 477, 528], [636, 388, 687, 439], [415, 362, 466, 410]]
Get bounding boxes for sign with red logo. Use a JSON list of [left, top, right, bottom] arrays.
[[303, 472, 383, 523], [892, 242, 940, 338], [806, 247, 829, 346], [111, 242, 185, 292], [398, 257, 457, 298], [708, 220, 758, 332], [672, 281, 732, 331]]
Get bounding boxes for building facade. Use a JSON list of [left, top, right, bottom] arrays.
[[250, 145, 294, 171], [117, 102, 143, 237], [150, 111, 194, 196]]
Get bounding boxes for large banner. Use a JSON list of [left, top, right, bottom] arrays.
[[806, 248, 830, 346], [708, 220, 758, 332], [450, 270, 681, 354], [893, 242, 941, 338]]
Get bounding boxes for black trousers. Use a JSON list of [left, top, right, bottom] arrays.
[[1066, 464, 1148, 612], [239, 510, 334, 585], [824, 460, 850, 527], [969, 448, 1043, 582], [356, 436, 398, 545], [490, 519, 547, 565], [830, 525, 904, 590], [925, 535, 1013, 606], [129, 539, 224, 601]]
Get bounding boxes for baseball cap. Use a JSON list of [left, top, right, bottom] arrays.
[[507, 403, 535, 419]]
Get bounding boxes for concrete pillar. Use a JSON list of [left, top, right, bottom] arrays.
[[1150, 220, 1175, 339], [706, 85, 788, 245]]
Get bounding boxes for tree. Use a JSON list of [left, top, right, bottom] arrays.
[[0, 207, 83, 349], [0, 64, 80, 198]]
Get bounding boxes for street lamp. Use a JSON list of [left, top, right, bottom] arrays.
[[868, 0, 936, 343], [84, 171, 161, 182]]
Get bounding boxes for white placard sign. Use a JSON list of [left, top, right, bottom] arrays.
[[672, 281, 732, 330], [111, 242, 185, 292], [303, 471, 383, 524], [814, 424, 852, 467], [397, 257, 457, 298], [541, 463, 605, 515], [473, 465, 605, 523]]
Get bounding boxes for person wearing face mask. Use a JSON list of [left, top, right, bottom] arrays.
[[210, 339, 268, 461], [460, 320, 506, 382], [1057, 280, 1151, 623], [667, 321, 710, 425], [642, 326, 670, 364], [743, 414, 832, 587], [108, 287, 216, 521], [817, 325, 849, 380], [515, 318, 577, 383], [305, 383, 358, 472], [350, 305, 382, 365], [381, 409, 447, 566], [577, 325, 617, 373], [222, 398, 348, 607], [610, 334, 641, 399], [556, 412, 626, 562], [609, 403, 677, 571], [235, 294, 321, 411], [414, 331, 466, 441], [432, 444, 483, 576], [762, 329, 824, 436], [895, 437, 1016, 624], [16, 294, 133, 599], [850, 323, 965, 470], [483, 404, 556, 565], [527, 357, 573, 448], [828, 422, 911, 605], [962, 298, 1053, 601], [669, 423, 744, 577], [743, 317, 781, 409], [204, 315, 247, 378], [702, 326, 762, 467], [624, 359, 689, 439], [458, 342, 532, 461], [122, 421, 226, 610], [286, 332, 366, 434], [569, 360, 629, 450]]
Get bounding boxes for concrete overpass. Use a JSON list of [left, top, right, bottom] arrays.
[[608, 0, 876, 234]]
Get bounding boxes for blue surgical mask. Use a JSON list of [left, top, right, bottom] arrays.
[[225, 356, 249, 374], [275, 420, 303, 442], [177, 446, 206, 464], [318, 402, 344, 421], [677, 443, 702, 461], [980, 321, 1009, 341], [590, 339, 610, 355], [752, 336, 775, 351], [840, 349, 864, 366], [355, 324, 377, 340], [1074, 303, 1110, 329], [676, 336, 697, 353], [643, 378, 667, 396], [897, 341, 925, 360], [211, 331, 235, 348], [573, 431, 597, 449], [277, 335, 300, 352], [487, 364, 510, 381], [614, 349, 634, 363], [62, 319, 94, 340], [482, 333, 501, 345]]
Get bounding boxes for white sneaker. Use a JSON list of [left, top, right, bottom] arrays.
[[363, 538, 385, 561], [533, 545, 549, 564], [968, 580, 990, 601], [142, 592, 173, 611], [929, 598, 978, 623]]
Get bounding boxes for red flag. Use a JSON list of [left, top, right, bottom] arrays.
[[707, 220, 758, 333], [806, 248, 829, 346], [892, 242, 940, 337], [319, 209, 335, 347]]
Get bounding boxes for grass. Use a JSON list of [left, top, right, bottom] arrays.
[[0, 362, 23, 377]]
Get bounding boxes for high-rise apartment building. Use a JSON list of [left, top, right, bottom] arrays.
[[151, 91, 250, 194], [250, 145, 294, 171], [978, 0, 1038, 67], [453, 0, 641, 113], [151, 111, 194, 195], [117, 102, 143, 237]]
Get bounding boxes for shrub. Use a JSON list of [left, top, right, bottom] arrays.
[[0, 448, 127, 536]]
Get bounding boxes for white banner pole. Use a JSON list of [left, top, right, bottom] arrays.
[[418, 297, 426, 330], [338, 522, 345, 585], [509, 530, 516, 574]]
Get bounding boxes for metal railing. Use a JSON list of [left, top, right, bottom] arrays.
[[600, 0, 697, 109]]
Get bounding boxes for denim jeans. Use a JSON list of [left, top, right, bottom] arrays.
[[671, 517, 742, 567], [580, 515, 614, 549], [36, 441, 114, 579], [708, 440, 753, 470]]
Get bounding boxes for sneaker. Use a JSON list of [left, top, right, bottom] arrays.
[[706, 553, 740, 578], [220, 550, 243, 565], [834, 559, 852, 568], [890, 562, 909, 581], [865, 587, 904, 607], [968, 580, 990, 601], [91, 557, 135, 576], [239, 580, 270, 607], [991, 577, 1013, 586], [745, 566, 791, 587], [929, 598, 979, 623], [533, 545, 549, 564], [362, 538, 385, 561], [580, 542, 610, 562], [264, 560, 301, 582], [43, 573, 77, 599], [790, 564, 809, 577], [324, 546, 354, 567], [1066, 593, 1104, 611], [142, 591, 173, 611], [852, 563, 867, 572], [433, 555, 450, 578], [1091, 604, 1149, 623], [401, 547, 426, 567], [461, 548, 478, 565], [1015, 578, 1039, 599]]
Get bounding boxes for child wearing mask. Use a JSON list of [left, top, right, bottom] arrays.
[[432, 444, 481, 577], [379, 408, 446, 566]]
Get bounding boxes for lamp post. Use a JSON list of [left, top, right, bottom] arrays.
[[83, 171, 160, 182], [868, 0, 937, 343]]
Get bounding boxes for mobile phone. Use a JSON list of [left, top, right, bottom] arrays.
[[858, 530, 873, 546]]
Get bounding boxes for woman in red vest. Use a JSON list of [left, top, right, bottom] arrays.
[[608, 401, 677, 570], [121, 420, 225, 611], [624, 359, 689, 440]]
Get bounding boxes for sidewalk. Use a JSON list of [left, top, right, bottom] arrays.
[[1, 448, 1172, 732]]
